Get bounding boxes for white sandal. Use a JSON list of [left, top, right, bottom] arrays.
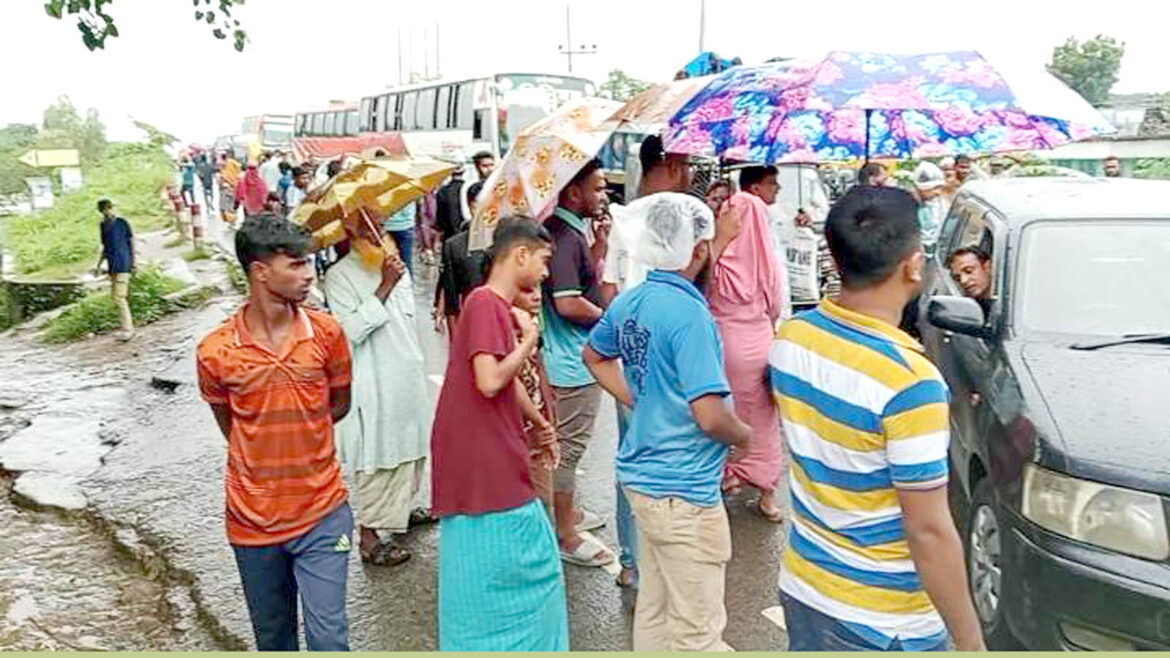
[[560, 535, 615, 567]]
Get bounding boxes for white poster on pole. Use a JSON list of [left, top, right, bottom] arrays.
[[26, 177, 54, 210], [59, 167, 84, 193]]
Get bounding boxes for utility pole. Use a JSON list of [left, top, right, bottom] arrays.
[[698, 0, 706, 52], [397, 26, 404, 86], [556, 4, 597, 74], [423, 25, 431, 80]]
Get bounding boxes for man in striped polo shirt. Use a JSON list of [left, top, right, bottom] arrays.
[[770, 186, 984, 651]]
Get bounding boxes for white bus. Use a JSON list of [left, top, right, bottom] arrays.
[[360, 72, 597, 161]]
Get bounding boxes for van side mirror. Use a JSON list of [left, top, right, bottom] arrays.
[[927, 296, 991, 338]]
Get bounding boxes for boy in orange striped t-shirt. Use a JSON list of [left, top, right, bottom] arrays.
[[197, 215, 354, 651]]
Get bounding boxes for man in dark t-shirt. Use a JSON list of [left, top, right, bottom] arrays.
[[94, 198, 135, 341]]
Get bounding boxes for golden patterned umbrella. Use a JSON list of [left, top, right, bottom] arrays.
[[291, 156, 456, 248], [468, 97, 623, 251]]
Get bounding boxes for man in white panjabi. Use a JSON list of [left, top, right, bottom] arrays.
[[323, 215, 431, 566]]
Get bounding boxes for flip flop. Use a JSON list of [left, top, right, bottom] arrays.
[[408, 508, 437, 528], [561, 535, 615, 567], [574, 508, 606, 533], [361, 542, 411, 567]]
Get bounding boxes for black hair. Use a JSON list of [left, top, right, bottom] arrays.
[[234, 215, 313, 275], [472, 151, 494, 165], [859, 162, 885, 185], [488, 216, 552, 264], [326, 159, 344, 178], [292, 166, 309, 178], [739, 165, 777, 191], [97, 199, 113, 213], [279, 161, 293, 175], [568, 158, 603, 188], [825, 186, 921, 289], [946, 246, 991, 268], [639, 135, 667, 173]]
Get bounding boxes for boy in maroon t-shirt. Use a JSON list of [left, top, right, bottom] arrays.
[[430, 217, 567, 651]]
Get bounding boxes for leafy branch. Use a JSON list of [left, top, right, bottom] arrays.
[[43, 0, 248, 52]]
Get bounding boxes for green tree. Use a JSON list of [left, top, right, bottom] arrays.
[[1047, 35, 1125, 106], [0, 123, 40, 197], [40, 96, 106, 164], [599, 69, 653, 102], [1138, 94, 1170, 137], [43, 0, 248, 52]]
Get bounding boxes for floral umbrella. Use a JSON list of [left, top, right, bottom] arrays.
[[663, 51, 1115, 164], [468, 97, 623, 251]]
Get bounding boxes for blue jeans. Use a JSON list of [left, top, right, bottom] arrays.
[[780, 591, 947, 651], [616, 404, 638, 584], [388, 229, 414, 275], [232, 503, 354, 651]]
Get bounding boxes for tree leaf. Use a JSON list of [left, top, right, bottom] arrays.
[[206, 10, 215, 23], [212, 28, 226, 39], [195, 11, 203, 20]]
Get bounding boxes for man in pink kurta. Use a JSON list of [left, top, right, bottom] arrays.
[[708, 166, 786, 521]]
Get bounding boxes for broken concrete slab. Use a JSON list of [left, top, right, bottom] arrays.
[[12, 472, 88, 511]]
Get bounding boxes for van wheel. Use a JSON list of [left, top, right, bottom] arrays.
[[964, 478, 1021, 649]]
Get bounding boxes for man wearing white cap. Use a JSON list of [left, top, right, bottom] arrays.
[[583, 193, 751, 651], [913, 161, 950, 257]]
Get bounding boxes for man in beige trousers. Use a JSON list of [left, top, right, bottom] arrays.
[[94, 198, 134, 341]]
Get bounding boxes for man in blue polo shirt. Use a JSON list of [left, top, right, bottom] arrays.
[[583, 193, 751, 651], [94, 198, 135, 341]]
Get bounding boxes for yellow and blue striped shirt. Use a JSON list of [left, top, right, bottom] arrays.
[[770, 298, 950, 647]]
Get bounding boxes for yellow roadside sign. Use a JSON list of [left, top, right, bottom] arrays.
[[19, 149, 81, 168]]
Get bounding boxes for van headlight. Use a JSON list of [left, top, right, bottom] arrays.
[[1022, 464, 1169, 561]]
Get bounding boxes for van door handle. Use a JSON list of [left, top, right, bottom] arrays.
[[943, 330, 953, 344]]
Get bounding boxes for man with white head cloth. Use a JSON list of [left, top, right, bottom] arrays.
[[583, 193, 751, 651]]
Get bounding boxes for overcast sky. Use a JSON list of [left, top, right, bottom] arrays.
[[2, 0, 1166, 143]]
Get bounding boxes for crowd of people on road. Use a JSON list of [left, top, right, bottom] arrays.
[[158, 140, 1135, 652]]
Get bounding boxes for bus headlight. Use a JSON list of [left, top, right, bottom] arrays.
[[1022, 464, 1169, 561]]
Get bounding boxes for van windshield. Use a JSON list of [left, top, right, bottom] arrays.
[[1017, 221, 1170, 336]]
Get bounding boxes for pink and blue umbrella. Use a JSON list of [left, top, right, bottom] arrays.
[[662, 51, 1115, 163]]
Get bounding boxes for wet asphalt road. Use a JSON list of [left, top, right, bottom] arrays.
[[4, 200, 792, 650]]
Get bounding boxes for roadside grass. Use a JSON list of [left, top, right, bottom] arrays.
[[225, 259, 247, 295], [42, 266, 185, 343], [182, 247, 211, 262], [2, 142, 173, 277], [163, 234, 188, 249]]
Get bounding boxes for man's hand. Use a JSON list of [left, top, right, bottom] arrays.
[[432, 307, 446, 335], [533, 423, 561, 468], [794, 208, 813, 228]]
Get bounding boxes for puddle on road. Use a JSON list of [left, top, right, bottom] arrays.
[[0, 477, 219, 650]]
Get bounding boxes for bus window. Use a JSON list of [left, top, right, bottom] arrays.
[[416, 87, 437, 131], [361, 98, 373, 131], [294, 114, 306, 137], [346, 110, 360, 136], [401, 92, 417, 132], [456, 83, 475, 130], [473, 109, 488, 141], [312, 113, 325, 135], [436, 85, 451, 129], [370, 97, 383, 132], [324, 112, 336, 136], [384, 94, 398, 131]]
